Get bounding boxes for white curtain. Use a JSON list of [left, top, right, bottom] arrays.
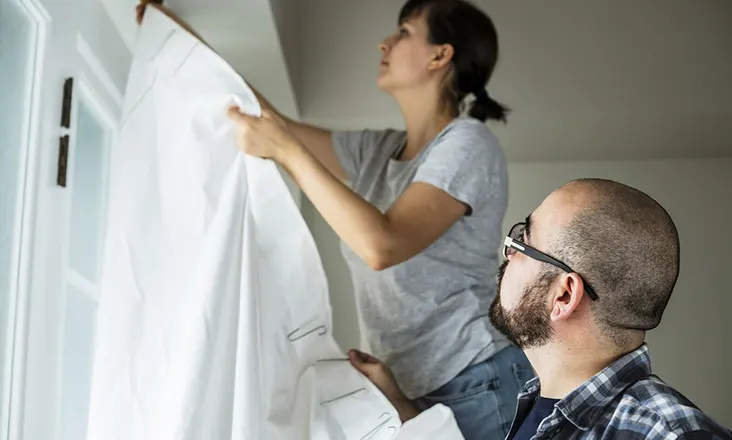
[[86, 8, 400, 439]]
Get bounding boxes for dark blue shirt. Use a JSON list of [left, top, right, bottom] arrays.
[[510, 397, 560, 440]]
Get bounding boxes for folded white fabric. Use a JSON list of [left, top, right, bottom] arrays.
[[393, 405, 465, 440], [86, 8, 400, 440]]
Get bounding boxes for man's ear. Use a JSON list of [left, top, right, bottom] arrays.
[[550, 273, 586, 322], [428, 44, 454, 70]]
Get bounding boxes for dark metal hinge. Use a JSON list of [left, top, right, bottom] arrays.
[[57, 77, 73, 187]]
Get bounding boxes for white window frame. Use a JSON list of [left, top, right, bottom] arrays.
[[5, 9, 123, 436], [52, 53, 119, 438], [2, 0, 49, 439]]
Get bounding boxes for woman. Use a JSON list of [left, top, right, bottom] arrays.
[[139, 1, 534, 438]]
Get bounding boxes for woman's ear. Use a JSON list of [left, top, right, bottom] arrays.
[[429, 44, 454, 70], [550, 273, 586, 322]]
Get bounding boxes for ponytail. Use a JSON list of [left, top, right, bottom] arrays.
[[469, 88, 509, 123], [402, 0, 508, 123]]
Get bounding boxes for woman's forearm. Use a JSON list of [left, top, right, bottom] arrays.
[[227, 107, 464, 269], [279, 144, 395, 270]]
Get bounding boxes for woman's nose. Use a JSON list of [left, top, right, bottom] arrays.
[[379, 35, 394, 53]]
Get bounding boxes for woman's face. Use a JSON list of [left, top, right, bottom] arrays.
[[377, 13, 446, 93]]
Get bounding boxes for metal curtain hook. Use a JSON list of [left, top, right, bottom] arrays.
[[359, 412, 394, 440], [287, 324, 327, 342], [319, 387, 366, 406]]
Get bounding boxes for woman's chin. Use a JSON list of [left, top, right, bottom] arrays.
[[376, 75, 395, 93]]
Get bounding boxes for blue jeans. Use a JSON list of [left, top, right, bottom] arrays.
[[413, 346, 535, 440]]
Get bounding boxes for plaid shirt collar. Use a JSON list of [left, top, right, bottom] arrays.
[[518, 343, 652, 431]]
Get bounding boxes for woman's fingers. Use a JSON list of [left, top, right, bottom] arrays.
[[226, 106, 255, 126], [136, 0, 164, 25], [348, 351, 367, 373], [135, 4, 144, 24], [227, 106, 274, 127], [347, 349, 408, 410], [348, 349, 383, 373], [359, 351, 381, 364]]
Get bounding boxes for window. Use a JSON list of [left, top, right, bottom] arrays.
[[58, 86, 113, 440], [0, 0, 41, 432]]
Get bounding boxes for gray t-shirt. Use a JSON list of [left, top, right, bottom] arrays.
[[331, 116, 510, 399]]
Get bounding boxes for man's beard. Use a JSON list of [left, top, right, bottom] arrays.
[[490, 261, 556, 349]]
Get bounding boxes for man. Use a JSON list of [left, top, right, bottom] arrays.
[[350, 179, 732, 439]]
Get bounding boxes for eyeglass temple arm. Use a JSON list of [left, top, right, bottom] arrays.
[[511, 241, 600, 301]]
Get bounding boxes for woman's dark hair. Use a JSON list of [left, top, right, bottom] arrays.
[[399, 0, 509, 123]]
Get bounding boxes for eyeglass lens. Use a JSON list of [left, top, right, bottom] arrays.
[[504, 222, 526, 259]]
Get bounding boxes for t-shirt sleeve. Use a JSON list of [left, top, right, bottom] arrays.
[[331, 130, 366, 184], [331, 128, 404, 185], [412, 121, 507, 216]]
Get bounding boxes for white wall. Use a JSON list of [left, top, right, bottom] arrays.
[[302, 157, 732, 427]]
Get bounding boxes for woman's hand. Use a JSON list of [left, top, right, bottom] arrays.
[[227, 106, 302, 164], [348, 349, 421, 423]]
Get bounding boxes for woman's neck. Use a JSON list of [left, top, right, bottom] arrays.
[[396, 91, 455, 160]]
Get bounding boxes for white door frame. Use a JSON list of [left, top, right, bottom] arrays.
[[2, 0, 50, 439], [5, 0, 125, 438]]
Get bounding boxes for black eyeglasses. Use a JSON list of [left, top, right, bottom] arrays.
[[503, 222, 599, 301]]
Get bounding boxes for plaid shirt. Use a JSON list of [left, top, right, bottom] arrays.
[[507, 344, 732, 440]]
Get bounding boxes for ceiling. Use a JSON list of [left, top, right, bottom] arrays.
[[103, 0, 732, 162]]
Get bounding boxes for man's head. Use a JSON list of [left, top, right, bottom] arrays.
[[490, 179, 680, 352]]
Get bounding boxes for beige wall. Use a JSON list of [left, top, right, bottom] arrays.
[[302, 157, 732, 427], [302, 198, 362, 350], [296, 0, 732, 161]]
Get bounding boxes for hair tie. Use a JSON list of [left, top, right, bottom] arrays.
[[474, 88, 490, 104]]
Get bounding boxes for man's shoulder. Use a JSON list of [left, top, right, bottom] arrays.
[[601, 375, 731, 438]]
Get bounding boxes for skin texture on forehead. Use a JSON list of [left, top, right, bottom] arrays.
[[396, 13, 428, 45], [528, 186, 587, 250]]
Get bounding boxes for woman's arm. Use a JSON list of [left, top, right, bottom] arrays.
[[347, 350, 421, 423], [283, 145, 466, 270], [282, 120, 348, 182], [250, 90, 347, 180], [227, 109, 467, 270], [137, 1, 348, 180], [349, 349, 466, 439]]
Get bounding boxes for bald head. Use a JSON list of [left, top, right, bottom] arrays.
[[547, 179, 680, 346]]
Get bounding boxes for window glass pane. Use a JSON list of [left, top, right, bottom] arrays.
[[59, 284, 97, 440], [68, 100, 107, 282], [0, 0, 37, 398]]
